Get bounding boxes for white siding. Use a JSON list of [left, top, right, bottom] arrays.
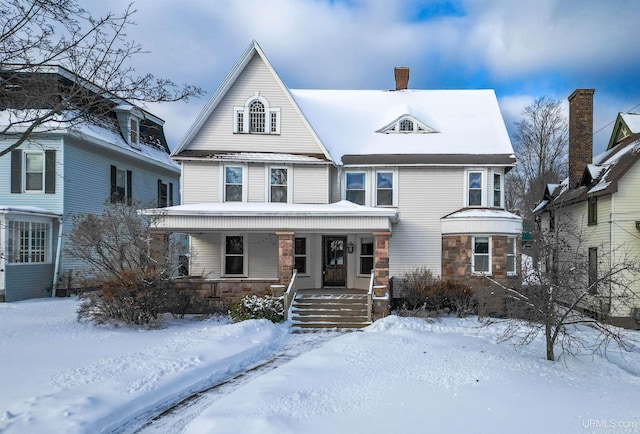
[[390, 167, 464, 278], [248, 164, 265, 202], [329, 166, 340, 203], [293, 165, 329, 204], [186, 53, 325, 156], [182, 161, 220, 204], [610, 163, 640, 316], [189, 233, 221, 278], [247, 233, 277, 278]]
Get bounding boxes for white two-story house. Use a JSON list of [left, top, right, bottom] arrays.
[[0, 66, 180, 302], [145, 41, 522, 324]]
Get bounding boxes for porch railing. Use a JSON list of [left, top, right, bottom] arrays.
[[367, 269, 375, 323], [283, 269, 298, 321]]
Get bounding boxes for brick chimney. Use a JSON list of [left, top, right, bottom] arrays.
[[568, 88, 595, 187], [394, 67, 409, 90]]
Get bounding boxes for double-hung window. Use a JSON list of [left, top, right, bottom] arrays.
[[472, 236, 490, 274], [588, 247, 598, 294], [376, 172, 393, 206], [111, 165, 132, 204], [8, 220, 51, 264], [294, 237, 307, 274], [270, 168, 288, 203], [588, 196, 597, 225], [224, 235, 245, 276], [493, 173, 501, 207], [346, 172, 366, 205], [506, 237, 516, 275], [468, 172, 483, 206], [359, 238, 374, 275], [224, 166, 244, 202], [11, 150, 56, 194], [24, 152, 44, 192], [157, 180, 174, 207]]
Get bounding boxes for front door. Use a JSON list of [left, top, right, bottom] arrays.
[[323, 236, 346, 287]]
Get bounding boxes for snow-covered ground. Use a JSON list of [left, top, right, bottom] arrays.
[[2, 298, 640, 434]]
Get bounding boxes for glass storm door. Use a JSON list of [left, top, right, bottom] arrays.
[[323, 236, 346, 287]]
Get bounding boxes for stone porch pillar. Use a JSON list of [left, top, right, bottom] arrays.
[[276, 231, 295, 286], [373, 231, 391, 291]]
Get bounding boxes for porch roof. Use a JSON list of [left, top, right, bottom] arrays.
[[142, 200, 398, 233]]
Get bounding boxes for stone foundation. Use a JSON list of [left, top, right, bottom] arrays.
[[168, 278, 278, 314]]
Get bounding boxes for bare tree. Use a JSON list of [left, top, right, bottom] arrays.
[[507, 97, 568, 221], [0, 0, 202, 157], [66, 202, 190, 326], [487, 213, 640, 361]]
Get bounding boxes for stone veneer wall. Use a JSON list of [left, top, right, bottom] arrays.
[[170, 278, 278, 313], [442, 234, 521, 316]]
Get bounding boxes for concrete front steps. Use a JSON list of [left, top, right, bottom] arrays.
[[291, 292, 371, 330]]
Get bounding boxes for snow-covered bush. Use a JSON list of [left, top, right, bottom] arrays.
[[229, 295, 285, 323]]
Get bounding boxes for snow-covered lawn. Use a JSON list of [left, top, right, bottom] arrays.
[[2, 298, 640, 434]]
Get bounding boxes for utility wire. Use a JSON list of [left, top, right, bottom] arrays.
[[594, 102, 640, 136]]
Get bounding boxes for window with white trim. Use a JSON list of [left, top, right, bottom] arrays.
[[493, 173, 501, 207], [8, 220, 51, 263], [224, 166, 244, 202], [294, 237, 307, 274], [110, 165, 132, 204], [468, 171, 483, 207], [24, 151, 44, 192], [359, 238, 374, 275], [345, 172, 366, 205], [234, 94, 280, 134], [507, 237, 516, 275], [376, 171, 393, 206], [472, 236, 490, 274], [224, 235, 245, 276], [270, 167, 288, 203]]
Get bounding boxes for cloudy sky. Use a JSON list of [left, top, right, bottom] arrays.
[[86, 0, 640, 156]]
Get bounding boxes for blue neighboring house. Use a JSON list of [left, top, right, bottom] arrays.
[[0, 65, 180, 302]]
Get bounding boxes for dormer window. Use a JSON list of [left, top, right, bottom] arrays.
[[377, 114, 436, 134], [234, 93, 280, 134]]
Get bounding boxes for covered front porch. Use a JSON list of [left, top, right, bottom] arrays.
[[143, 201, 398, 316]]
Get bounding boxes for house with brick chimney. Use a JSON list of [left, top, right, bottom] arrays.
[[143, 40, 522, 328], [535, 89, 640, 329]]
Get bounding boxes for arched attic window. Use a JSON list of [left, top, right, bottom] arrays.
[[249, 100, 265, 133], [234, 93, 280, 134]]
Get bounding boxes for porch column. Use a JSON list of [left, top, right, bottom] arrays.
[[276, 231, 295, 286], [373, 231, 391, 290]]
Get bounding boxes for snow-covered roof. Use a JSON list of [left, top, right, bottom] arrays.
[[290, 89, 514, 162], [145, 200, 398, 219], [172, 152, 329, 164], [0, 110, 178, 172], [441, 208, 522, 221], [621, 113, 640, 133], [0, 205, 60, 217]]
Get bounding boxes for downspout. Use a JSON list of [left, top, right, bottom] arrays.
[[52, 217, 63, 298]]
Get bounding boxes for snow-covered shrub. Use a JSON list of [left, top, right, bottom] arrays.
[[229, 295, 285, 323]]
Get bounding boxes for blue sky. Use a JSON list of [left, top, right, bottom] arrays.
[[88, 0, 640, 156]]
